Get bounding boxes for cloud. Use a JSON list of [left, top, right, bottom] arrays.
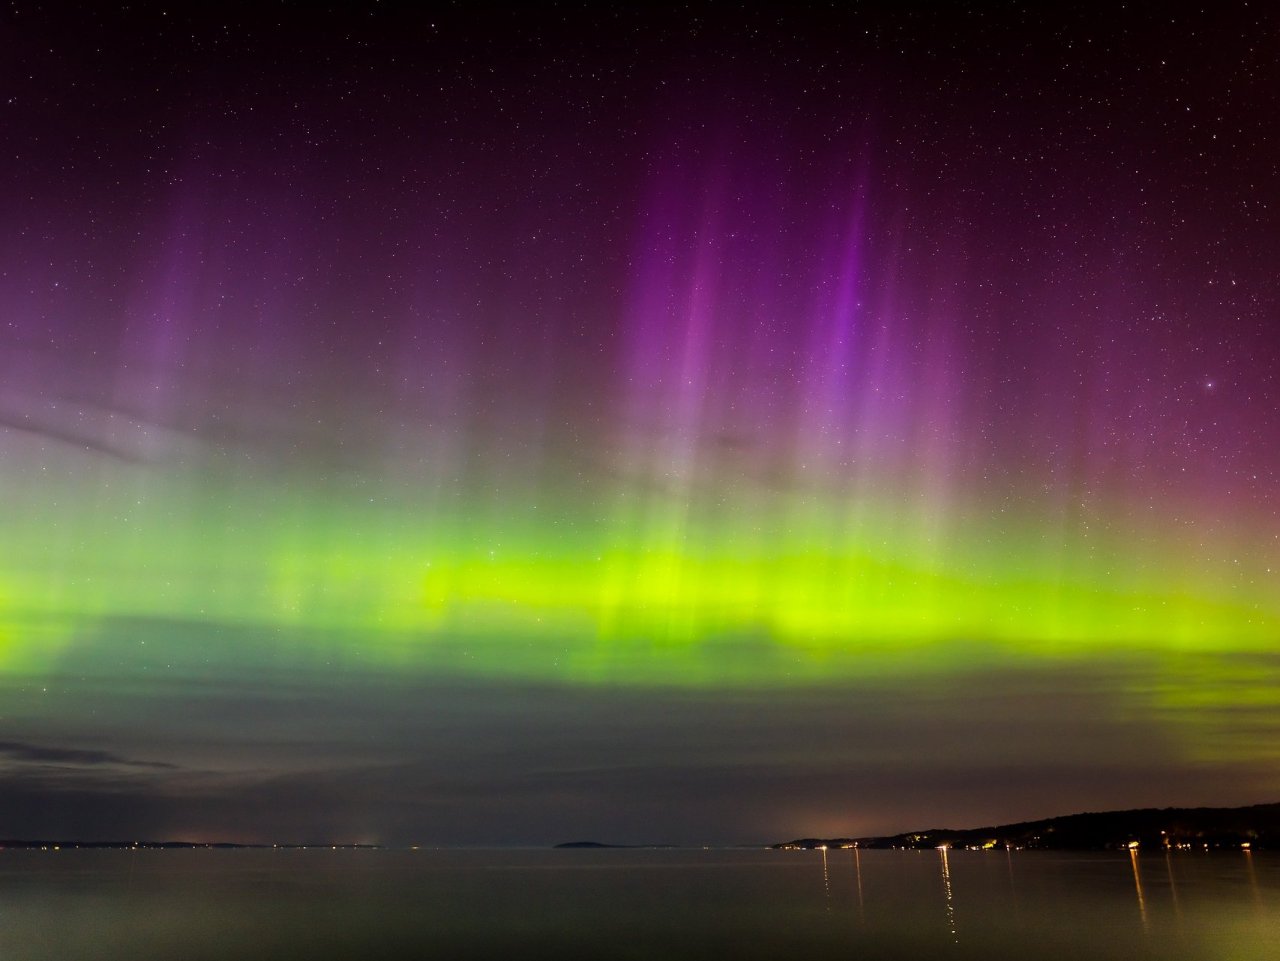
[[3, 648, 1277, 845], [0, 411, 147, 463], [0, 740, 177, 770]]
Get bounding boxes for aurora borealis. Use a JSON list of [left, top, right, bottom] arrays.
[[2, 3, 1279, 844]]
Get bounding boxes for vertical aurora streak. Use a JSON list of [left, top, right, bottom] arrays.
[[6, 144, 1273, 677]]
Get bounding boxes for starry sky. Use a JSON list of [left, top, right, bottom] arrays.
[[1, 2, 1279, 845]]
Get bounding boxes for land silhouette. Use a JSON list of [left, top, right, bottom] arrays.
[[774, 801, 1280, 851]]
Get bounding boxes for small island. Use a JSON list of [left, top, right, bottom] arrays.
[[774, 801, 1280, 851], [553, 841, 632, 849]]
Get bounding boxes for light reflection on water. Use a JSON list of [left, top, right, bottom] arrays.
[[0, 848, 1276, 960], [852, 847, 865, 924], [939, 847, 958, 943], [1130, 846, 1150, 931], [820, 846, 830, 910], [1164, 850, 1183, 930]]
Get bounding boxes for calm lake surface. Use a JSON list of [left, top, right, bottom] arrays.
[[1, 847, 1275, 960]]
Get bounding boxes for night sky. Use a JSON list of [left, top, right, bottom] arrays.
[[2, 2, 1279, 845]]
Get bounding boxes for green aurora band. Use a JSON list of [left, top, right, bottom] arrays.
[[4, 469, 1275, 692]]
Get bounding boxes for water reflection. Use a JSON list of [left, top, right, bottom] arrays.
[[852, 847, 865, 924], [1243, 849, 1262, 910], [938, 846, 957, 943], [1004, 844, 1019, 914], [2, 848, 1277, 961], [1129, 847, 1149, 932], [1163, 850, 1182, 929], [820, 846, 830, 910]]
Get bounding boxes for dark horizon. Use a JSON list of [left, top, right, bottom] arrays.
[[6, 797, 1280, 853]]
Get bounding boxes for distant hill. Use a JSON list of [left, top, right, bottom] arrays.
[[774, 801, 1280, 851]]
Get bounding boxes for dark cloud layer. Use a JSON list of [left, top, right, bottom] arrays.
[[4, 621, 1271, 844], [0, 740, 176, 770]]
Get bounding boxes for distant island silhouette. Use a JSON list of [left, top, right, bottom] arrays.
[[774, 801, 1280, 851], [554, 841, 631, 849]]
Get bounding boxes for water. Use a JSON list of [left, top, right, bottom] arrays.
[[1, 847, 1275, 959]]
